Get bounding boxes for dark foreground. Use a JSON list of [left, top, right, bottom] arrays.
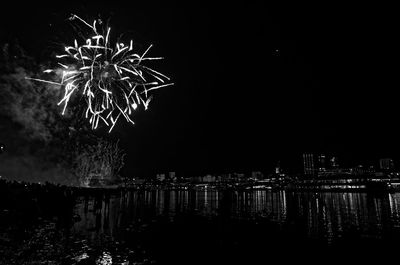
[[1, 180, 400, 264]]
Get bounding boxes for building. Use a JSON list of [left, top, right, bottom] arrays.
[[303, 153, 330, 176], [156, 173, 166, 182], [318, 154, 326, 172], [303, 153, 316, 176], [350, 165, 375, 175], [379, 158, 394, 171], [203, 174, 216, 183]]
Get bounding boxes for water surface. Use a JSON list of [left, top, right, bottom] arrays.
[[3, 187, 400, 264]]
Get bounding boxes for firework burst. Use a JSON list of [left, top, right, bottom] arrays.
[[27, 14, 173, 132]]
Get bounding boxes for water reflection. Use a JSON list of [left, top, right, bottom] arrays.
[[73, 189, 400, 247], [5, 185, 400, 264]]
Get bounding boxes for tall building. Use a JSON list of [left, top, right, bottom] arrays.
[[318, 154, 326, 172], [379, 158, 394, 171], [303, 153, 316, 176]]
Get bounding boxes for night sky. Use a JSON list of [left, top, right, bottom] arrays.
[[1, 2, 399, 176]]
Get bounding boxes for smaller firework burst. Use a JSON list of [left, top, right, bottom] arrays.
[[27, 14, 173, 132]]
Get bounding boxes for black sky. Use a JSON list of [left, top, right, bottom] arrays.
[[1, 2, 399, 176]]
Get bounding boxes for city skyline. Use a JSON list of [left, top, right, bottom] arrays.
[[148, 154, 398, 179]]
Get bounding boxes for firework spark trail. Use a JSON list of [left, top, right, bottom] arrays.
[[26, 14, 173, 132]]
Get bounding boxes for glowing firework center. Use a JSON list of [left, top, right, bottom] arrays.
[[29, 15, 172, 132]]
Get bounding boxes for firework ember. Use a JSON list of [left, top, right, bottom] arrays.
[[27, 14, 173, 132]]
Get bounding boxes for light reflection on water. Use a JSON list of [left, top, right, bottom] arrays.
[[72, 189, 400, 246], [65, 190, 400, 264]]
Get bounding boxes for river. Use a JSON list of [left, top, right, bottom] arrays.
[[2, 187, 400, 264], [71, 189, 400, 264]]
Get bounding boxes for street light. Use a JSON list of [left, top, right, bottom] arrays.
[[0, 143, 4, 154]]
